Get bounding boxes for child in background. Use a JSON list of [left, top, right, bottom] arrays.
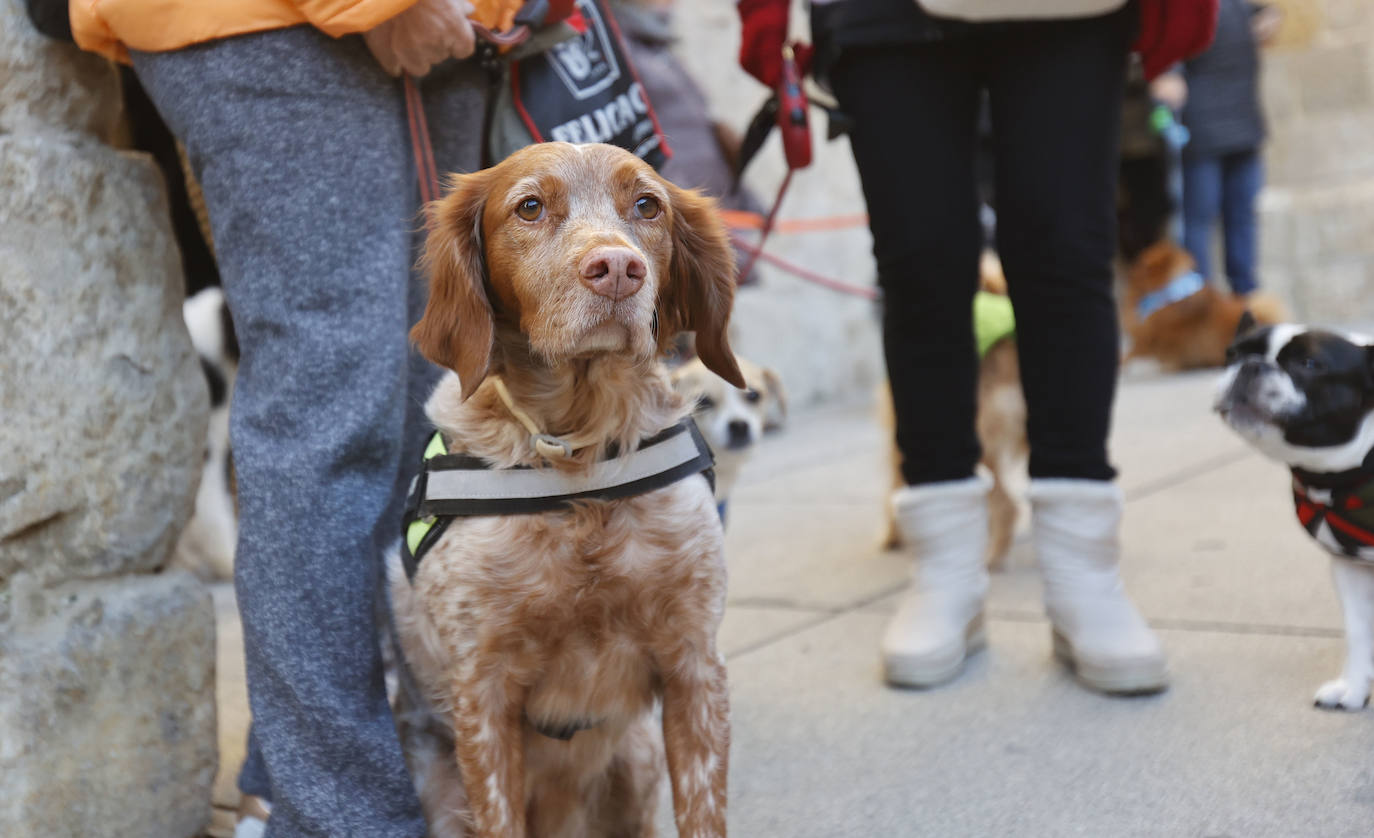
[[1161, 1, 1281, 297]]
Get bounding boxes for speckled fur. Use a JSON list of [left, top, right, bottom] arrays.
[[393, 143, 737, 837]]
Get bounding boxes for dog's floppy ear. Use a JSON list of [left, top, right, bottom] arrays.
[[1235, 310, 1257, 340], [660, 183, 745, 388], [412, 172, 495, 401]]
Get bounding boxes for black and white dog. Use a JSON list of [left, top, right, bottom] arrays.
[[1215, 315, 1374, 710], [173, 286, 239, 581]]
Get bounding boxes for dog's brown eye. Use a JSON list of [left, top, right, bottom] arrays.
[[697, 395, 716, 411], [634, 195, 661, 220], [744, 389, 761, 404], [516, 198, 543, 221]]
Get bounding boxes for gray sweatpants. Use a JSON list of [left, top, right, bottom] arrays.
[[133, 26, 485, 838]]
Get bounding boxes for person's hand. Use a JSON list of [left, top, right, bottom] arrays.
[[1149, 72, 1187, 112], [737, 0, 790, 88], [364, 0, 477, 78], [1252, 5, 1283, 47]]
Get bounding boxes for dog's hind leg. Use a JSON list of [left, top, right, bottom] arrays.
[[1315, 558, 1374, 711], [403, 722, 472, 838], [985, 474, 1016, 572], [597, 716, 664, 838], [527, 771, 591, 838]]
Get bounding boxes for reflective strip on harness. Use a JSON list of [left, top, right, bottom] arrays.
[[401, 419, 716, 578], [425, 427, 704, 502]]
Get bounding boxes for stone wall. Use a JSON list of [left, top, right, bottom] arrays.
[[1258, 0, 1374, 324], [673, 1, 886, 407], [0, 1, 218, 835]]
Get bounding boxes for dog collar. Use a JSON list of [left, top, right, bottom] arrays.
[[401, 418, 715, 578], [1291, 450, 1374, 559], [1136, 270, 1205, 322], [492, 376, 576, 460]]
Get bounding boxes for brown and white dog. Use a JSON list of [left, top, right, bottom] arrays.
[[1121, 241, 1286, 371], [389, 142, 739, 837]]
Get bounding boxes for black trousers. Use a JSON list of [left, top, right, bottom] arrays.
[[831, 10, 1133, 485]]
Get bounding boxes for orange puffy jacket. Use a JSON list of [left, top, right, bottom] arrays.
[[71, 0, 524, 63]]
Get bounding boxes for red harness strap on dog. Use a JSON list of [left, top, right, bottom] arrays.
[[1292, 468, 1374, 557]]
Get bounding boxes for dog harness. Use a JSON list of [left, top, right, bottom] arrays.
[[400, 417, 714, 742], [973, 290, 1015, 359], [1135, 270, 1205, 322], [1292, 452, 1374, 560], [401, 418, 715, 579]]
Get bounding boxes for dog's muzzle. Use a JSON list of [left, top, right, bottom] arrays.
[[1215, 360, 1298, 425]]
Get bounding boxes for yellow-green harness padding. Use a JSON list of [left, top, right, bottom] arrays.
[[974, 290, 1016, 358], [405, 432, 454, 558]]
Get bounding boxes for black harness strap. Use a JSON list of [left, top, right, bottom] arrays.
[[401, 419, 715, 579]]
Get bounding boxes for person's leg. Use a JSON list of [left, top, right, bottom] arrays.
[[373, 60, 488, 785], [831, 44, 984, 485], [1220, 148, 1262, 296], [133, 28, 430, 838], [832, 44, 990, 688], [988, 7, 1166, 694], [988, 13, 1132, 483], [232, 63, 489, 838], [237, 727, 270, 801], [1181, 153, 1222, 282]]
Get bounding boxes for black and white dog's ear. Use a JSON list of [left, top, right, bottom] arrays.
[[1235, 310, 1258, 340]]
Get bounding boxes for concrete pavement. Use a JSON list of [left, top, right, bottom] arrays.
[[208, 368, 1374, 837]]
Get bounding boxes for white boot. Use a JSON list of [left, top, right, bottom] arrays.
[[1030, 479, 1168, 694], [882, 474, 991, 687]]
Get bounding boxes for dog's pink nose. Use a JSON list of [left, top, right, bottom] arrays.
[[579, 247, 646, 301]]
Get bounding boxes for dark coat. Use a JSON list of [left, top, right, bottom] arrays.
[[811, 0, 980, 79], [809, 0, 1134, 82], [1180, 0, 1266, 158]]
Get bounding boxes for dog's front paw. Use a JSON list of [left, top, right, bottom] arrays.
[[1314, 678, 1371, 711]]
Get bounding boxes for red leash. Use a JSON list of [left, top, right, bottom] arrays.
[[404, 73, 442, 203], [730, 233, 878, 301], [735, 168, 791, 284]]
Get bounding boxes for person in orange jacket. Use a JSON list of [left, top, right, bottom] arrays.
[[69, 2, 522, 836]]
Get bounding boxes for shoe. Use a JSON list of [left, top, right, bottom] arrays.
[[1030, 479, 1167, 694], [882, 473, 991, 688]]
